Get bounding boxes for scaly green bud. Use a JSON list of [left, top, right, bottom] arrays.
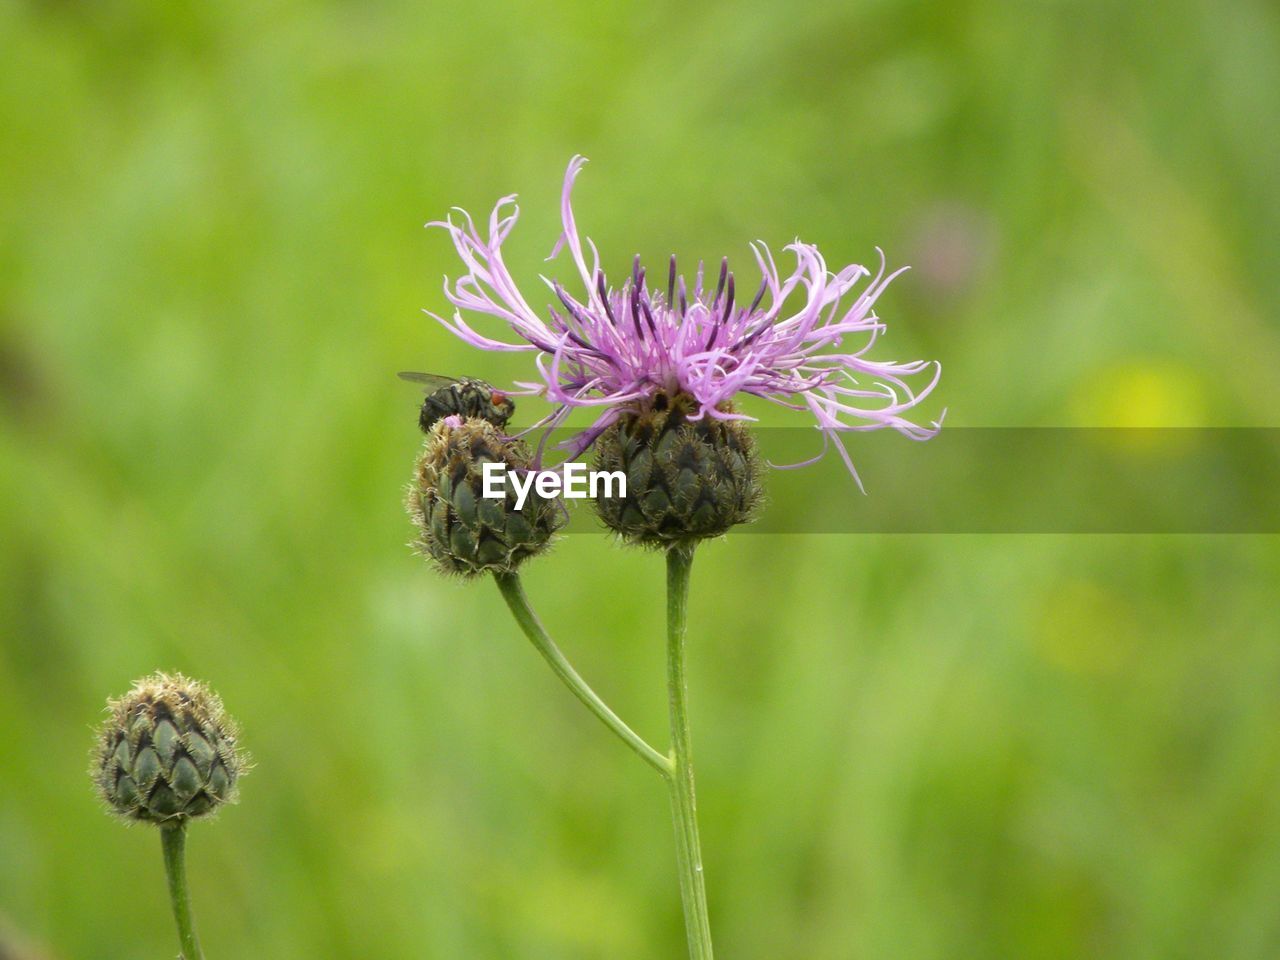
[[408, 417, 560, 577], [592, 393, 762, 546], [93, 673, 244, 824]]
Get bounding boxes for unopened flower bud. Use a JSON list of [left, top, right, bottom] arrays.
[[93, 673, 244, 824], [593, 393, 762, 546], [408, 417, 560, 577]]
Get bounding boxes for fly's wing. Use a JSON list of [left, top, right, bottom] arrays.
[[397, 372, 458, 392]]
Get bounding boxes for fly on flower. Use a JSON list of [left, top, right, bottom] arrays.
[[426, 156, 942, 495], [398, 371, 516, 434]]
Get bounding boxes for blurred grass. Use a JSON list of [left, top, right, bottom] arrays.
[[1, 0, 1279, 957]]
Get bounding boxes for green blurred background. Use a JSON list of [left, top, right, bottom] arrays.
[[2, 1, 1279, 957]]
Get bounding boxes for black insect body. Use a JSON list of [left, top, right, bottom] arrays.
[[399, 372, 516, 434]]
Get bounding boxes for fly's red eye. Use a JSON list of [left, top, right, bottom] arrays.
[[491, 392, 508, 405]]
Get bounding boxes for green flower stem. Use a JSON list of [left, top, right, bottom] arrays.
[[494, 571, 673, 778], [666, 544, 714, 960], [160, 821, 204, 960]]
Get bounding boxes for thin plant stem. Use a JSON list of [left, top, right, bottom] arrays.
[[666, 544, 714, 960], [494, 570, 673, 777], [160, 821, 204, 960]]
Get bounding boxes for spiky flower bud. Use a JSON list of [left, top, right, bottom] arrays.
[[93, 673, 244, 824], [408, 416, 560, 577], [593, 393, 762, 546]]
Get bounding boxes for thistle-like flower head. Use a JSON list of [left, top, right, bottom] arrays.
[[429, 157, 942, 487], [594, 393, 762, 546], [93, 673, 245, 824], [407, 415, 560, 576]]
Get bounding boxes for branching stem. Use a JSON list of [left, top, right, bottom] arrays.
[[494, 571, 672, 777]]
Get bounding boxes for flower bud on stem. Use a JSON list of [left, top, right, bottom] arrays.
[[92, 673, 245, 960], [408, 418, 559, 577]]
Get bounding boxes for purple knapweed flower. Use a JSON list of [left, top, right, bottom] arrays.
[[428, 157, 942, 488]]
